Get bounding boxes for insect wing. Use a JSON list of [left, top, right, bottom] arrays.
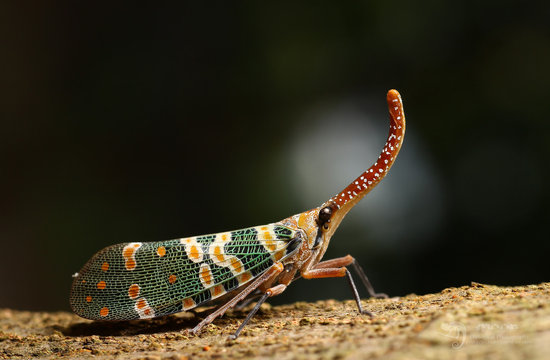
[[70, 224, 299, 320]]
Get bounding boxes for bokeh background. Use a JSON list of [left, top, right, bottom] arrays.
[[1, 2, 548, 311]]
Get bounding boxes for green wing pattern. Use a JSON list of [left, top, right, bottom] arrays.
[[70, 224, 299, 320]]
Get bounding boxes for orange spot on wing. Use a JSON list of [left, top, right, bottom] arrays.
[[101, 262, 109, 272], [128, 284, 140, 299], [264, 239, 277, 251], [86, 296, 92, 303], [200, 266, 212, 285], [136, 298, 147, 309], [260, 226, 269, 231], [97, 281, 106, 290], [144, 308, 151, 316], [221, 234, 228, 241], [230, 258, 243, 273], [189, 245, 200, 260], [238, 272, 252, 283], [213, 246, 225, 262], [262, 231, 278, 251], [123, 247, 135, 258], [157, 246, 166, 257], [125, 258, 136, 270], [100, 307, 109, 317], [168, 274, 177, 284], [183, 297, 196, 310], [212, 285, 225, 297]]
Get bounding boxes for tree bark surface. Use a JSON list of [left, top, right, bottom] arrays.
[[1, 282, 548, 359]]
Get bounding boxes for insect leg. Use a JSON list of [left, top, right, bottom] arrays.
[[344, 269, 373, 316], [349, 259, 388, 299], [233, 290, 263, 310], [235, 264, 297, 310], [313, 255, 388, 298], [302, 267, 373, 316], [312, 255, 355, 269], [229, 292, 270, 340], [189, 262, 284, 336], [229, 284, 287, 340]]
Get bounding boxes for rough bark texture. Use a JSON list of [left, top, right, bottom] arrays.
[[1, 282, 548, 359]]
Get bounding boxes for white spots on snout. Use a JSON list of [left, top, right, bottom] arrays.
[[286, 94, 442, 254]]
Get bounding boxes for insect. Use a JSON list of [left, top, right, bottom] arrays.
[[70, 89, 406, 339]]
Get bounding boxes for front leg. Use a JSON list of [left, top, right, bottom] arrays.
[[313, 255, 388, 299]]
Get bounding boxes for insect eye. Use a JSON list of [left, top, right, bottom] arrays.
[[318, 206, 332, 226], [319, 207, 332, 222]]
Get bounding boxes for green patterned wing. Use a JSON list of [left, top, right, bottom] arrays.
[[70, 224, 301, 320]]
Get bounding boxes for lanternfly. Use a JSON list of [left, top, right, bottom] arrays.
[[70, 89, 406, 339]]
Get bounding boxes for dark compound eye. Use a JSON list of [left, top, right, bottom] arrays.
[[314, 206, 333, 248], [318, 206, 332, 224]]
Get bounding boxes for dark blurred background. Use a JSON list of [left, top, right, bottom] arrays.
[[1, 2, 548, 311]]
